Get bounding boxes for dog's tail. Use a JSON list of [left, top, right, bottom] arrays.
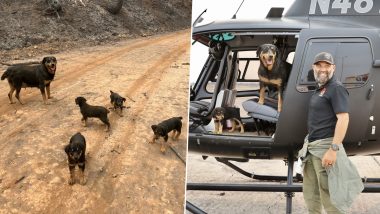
[[1, 69, 11, 80]]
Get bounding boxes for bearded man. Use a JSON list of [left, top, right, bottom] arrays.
[[298, 52, 364, 213]]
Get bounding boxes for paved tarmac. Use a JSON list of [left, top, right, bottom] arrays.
[[186, 154, 380, 214]]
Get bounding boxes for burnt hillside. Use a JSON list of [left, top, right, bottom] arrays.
[[0, 0, 192, 60]]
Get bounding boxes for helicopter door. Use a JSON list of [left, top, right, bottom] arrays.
[[275, 31, 376, 147]]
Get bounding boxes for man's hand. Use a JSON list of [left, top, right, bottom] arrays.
[[322, 148, 337, 167]]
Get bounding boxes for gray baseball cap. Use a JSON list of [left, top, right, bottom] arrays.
[[313, 52, 334, 65]]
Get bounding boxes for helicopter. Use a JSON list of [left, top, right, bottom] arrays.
[[187, 0, 380, 213]]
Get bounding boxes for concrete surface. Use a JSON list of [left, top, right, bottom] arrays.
[[186, 154, 380, 214]]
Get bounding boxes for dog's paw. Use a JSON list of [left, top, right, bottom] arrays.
[[80, 178, 87, 185], [160, 147, 166, 153], [68, 178, 75, 185], [258, 100, 264, 105]]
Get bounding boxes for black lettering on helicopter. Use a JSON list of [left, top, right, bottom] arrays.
[[309, 0, 378, 15]]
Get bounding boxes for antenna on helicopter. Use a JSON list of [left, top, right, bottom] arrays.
[[232, 0, 245, 19], [192, 9, 207, 45], [192, 9, 207, 27]]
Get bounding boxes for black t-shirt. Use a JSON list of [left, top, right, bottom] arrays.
[[307, 76, 349, 142]]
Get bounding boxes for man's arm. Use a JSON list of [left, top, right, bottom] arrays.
[[321, 112, 349, 167], [332, 112, 349, 145]]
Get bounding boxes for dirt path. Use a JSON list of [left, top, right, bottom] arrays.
[[0, 30, 190, 214]]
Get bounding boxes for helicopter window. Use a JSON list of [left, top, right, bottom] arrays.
[[297, 39, 371, 92], [338, 42, 372, 89], [286, 52, 295, 64], [209, 33, 236, 42], [237, 51, 259, 80], [205, 61, 222, 93], [298, 41, 339, 89], [206, 74, 217, 92]]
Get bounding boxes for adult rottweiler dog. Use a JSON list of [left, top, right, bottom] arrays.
[[257, 44, 291, 112], [1, 56, 57, 105], [65, 132, 86, 185], [75, 96, 111, 132], [212, 107, 244, 134], [110, 90, 126, 117], [150, 117, 182, 153]]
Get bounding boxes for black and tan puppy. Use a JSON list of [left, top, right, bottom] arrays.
[[110, 90, 126, 117], [1, 56, 57, 105], [150, 117, 182, 153], [212, 107, 244, 134], [257, 44, 291, 112], [75, 96, 110, 132], [65, 132, 86, 185]]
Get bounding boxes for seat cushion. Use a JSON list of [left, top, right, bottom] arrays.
[[242, 99, 279, 123]]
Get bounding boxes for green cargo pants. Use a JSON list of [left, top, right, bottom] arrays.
[[303, 154, 343, 214]]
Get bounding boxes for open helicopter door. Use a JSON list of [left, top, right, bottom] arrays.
[[275, 28, 378, 155]]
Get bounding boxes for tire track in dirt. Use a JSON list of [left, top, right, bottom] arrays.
[[89, 39, 189, 192], [61, 35, 189, 171]]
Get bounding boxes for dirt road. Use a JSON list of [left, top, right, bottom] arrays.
[[0, 30, 190, 213]]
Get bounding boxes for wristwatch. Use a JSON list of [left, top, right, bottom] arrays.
[[330, 144, 340, 151]]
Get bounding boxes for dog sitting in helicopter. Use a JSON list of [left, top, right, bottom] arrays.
[[190, 36, 294, 136]]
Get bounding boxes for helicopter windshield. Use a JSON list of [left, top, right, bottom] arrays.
[[209, 33, 236, 42]]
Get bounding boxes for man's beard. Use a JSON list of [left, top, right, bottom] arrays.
[[314, 70, 333, 86]]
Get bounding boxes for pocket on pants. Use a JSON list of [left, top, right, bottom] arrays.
[[318, 169, 329, 191]]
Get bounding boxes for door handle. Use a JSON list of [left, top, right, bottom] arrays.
[[367, 84, 374, 100]]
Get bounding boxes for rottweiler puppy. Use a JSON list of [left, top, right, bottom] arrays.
[[150, 116, 182, 153], [110, 90, 126, 117], [75, 96, 110, 132], [257, 44, 291, 112], [1, 56, 57, 105], [212, 107, 244, 134], [65, 132, 86, 185]]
